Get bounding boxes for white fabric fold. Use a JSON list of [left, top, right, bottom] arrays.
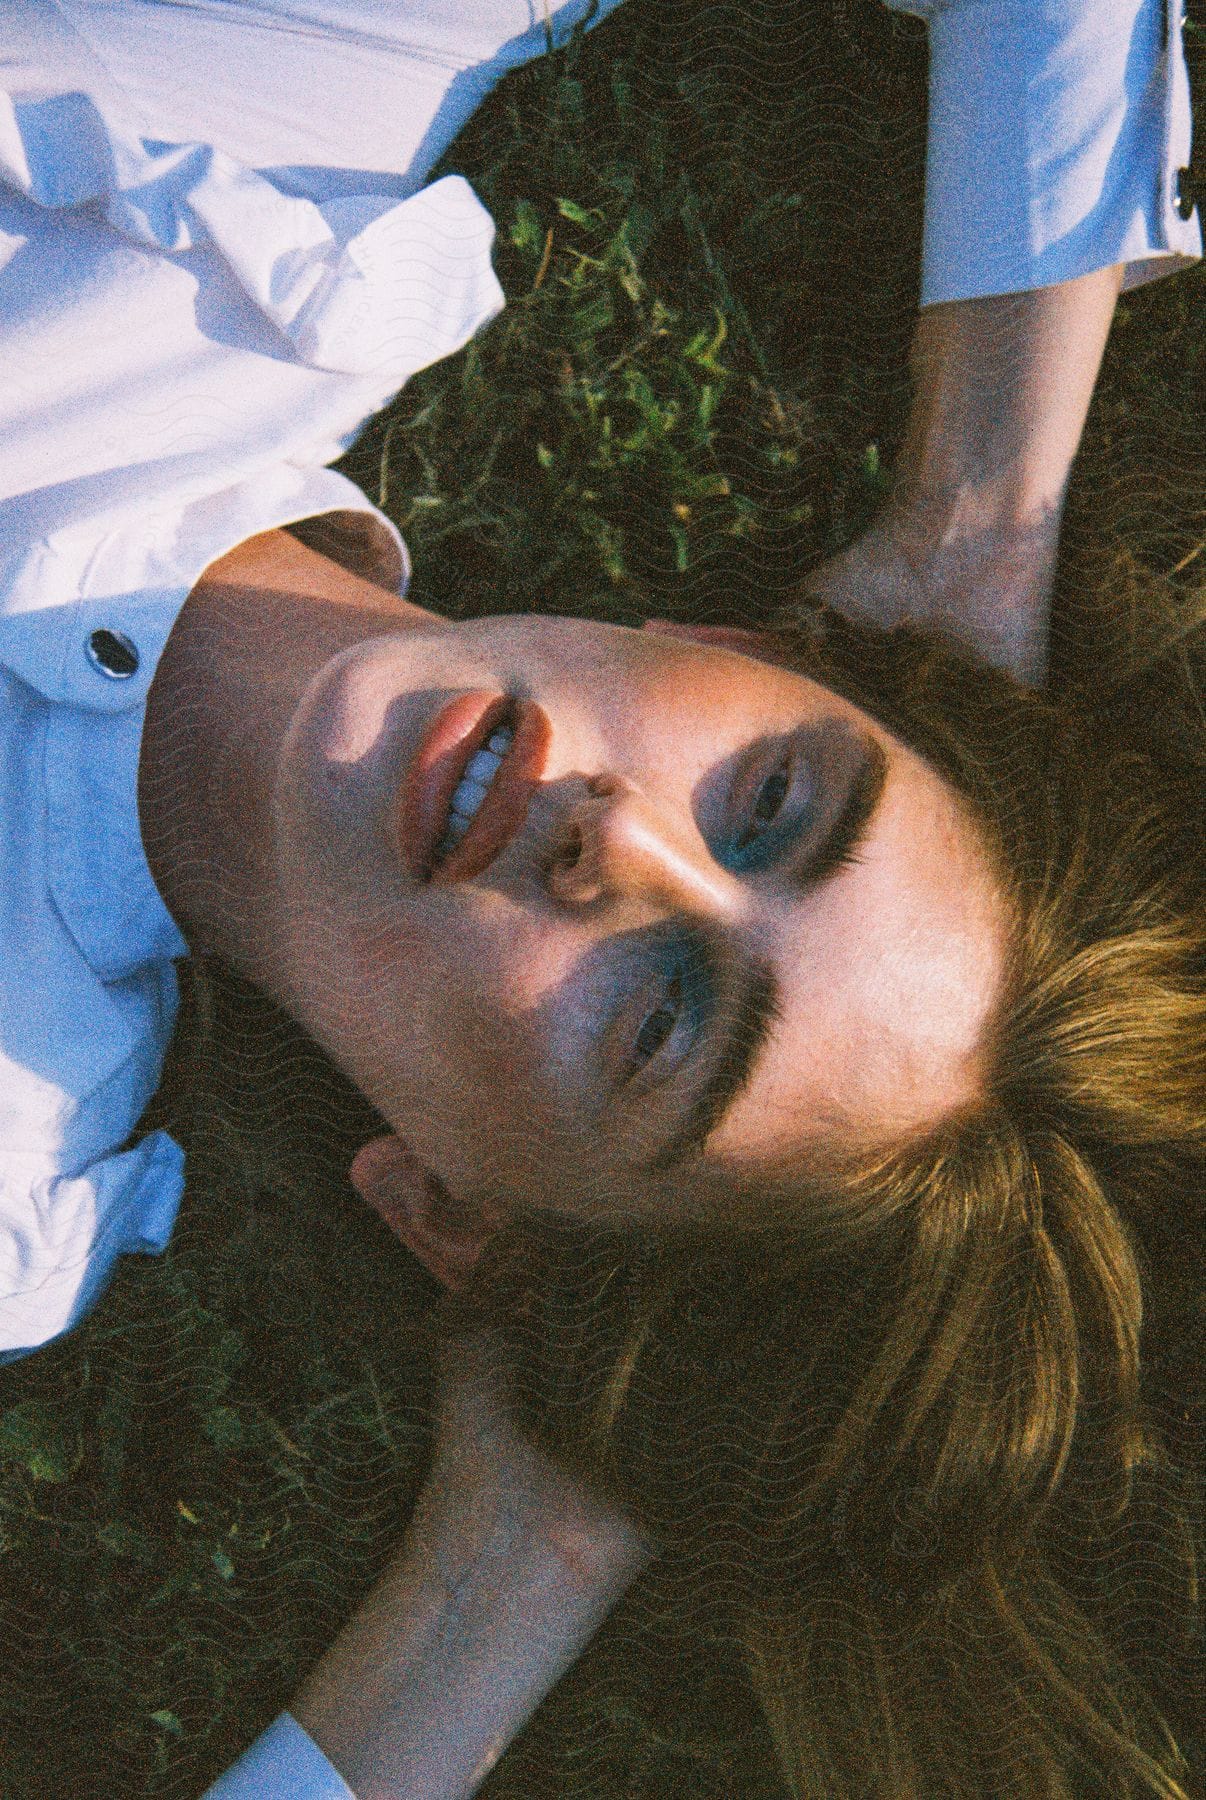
[[0, 85, 502, 376], [883, 0, 1200, 301]]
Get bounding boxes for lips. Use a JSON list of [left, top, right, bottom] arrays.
[[398, 689, 552, 882]]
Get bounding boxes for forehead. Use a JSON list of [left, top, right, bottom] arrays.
[[702, 739, 1007, 1174]]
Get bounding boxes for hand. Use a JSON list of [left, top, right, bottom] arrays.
[[411, 1325, 651, 1597], [803, 493, 1059, 686]]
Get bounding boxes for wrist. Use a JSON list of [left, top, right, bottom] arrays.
[[294, 1520, 645, 1800], [829, 495, 1055, 684], [894, 400, 1074, 538], [415, 1473, 649, 1609], [882, 479, 1062, 575]]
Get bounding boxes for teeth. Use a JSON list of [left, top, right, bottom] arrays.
[[465, 748, 502, 785], [431, 721, 515, 865], [452, 773, 491, 815]]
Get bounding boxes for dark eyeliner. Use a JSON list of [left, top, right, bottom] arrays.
[[623, 928, 716, 1090], [726, 736, 816, 874], [798, 738, 888, 890]]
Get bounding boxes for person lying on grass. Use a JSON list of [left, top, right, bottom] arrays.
[[189, 308, 1206, 1798], [1, 1, 1202, 1796], [187, 255, 1203, 1800]]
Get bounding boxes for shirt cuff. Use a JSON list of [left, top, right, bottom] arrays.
[[201, 1712, 354, 1799], [912, 0, 1201, 304]]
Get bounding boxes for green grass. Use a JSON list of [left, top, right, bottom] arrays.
[[2, 3, 1204, 1794]]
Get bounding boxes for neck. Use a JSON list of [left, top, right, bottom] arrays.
[[137, 527, 434, 1001]]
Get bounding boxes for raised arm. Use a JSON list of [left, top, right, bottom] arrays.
[[806, 0, 1201, 684], [806, 266, 1124, 684], [203, 1329, 649, 1800]]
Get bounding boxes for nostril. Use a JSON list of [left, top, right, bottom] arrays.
[[554, 823, 583, 870]]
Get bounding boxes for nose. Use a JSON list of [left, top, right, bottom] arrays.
[[546, 774, 745, 922]]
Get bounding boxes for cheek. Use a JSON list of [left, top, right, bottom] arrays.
[[438, 922, 606, 1190], [401, 1001, 578, 1206], [372, 909, 580, 1140]]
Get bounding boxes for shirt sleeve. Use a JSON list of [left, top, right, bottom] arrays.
[[883, 0, 1201, 303], [0, 1136, 185, 1364], [55, 0, 629, 196], [201, 1713, 354, 1800]]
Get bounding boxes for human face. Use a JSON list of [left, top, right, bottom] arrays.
[[272, 614, 1006, 1223]]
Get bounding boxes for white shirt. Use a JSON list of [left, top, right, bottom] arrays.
[[0, 1, 1198, 1793], [0, 0, 635, 1363], [886, 0, 1200, 300]]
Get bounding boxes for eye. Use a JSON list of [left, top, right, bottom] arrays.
[[605, 934, 714, 1100], [551, 823, 583, 870], [732, 753, 796, 862], [747, 765, 790, 835], [723, 734, 821, 875], [633, 971, 682, 1067]]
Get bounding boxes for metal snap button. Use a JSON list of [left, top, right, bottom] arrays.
[[1174, 166, 1199, 223], [86, 628, 140, 679]]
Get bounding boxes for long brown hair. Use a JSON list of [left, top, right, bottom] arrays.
[[455, 553, 1205, 1797]]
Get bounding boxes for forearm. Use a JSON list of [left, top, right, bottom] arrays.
[[290, 1509, 646, 1800], [898, 266, 1124, 533], [885, 264, 1124, 676], [819, 0, 1201, 681], [807, 266, 1124, 684]]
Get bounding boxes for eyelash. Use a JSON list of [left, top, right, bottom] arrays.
[[627, 940, 711, 1084], [738, 760, 791, 847], [828, 841, 864, 873], [729, 747, 810, 871], [626, 751, 803, 1079], [633, 970, 682, 1067]]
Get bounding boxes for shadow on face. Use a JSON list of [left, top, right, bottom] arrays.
[[273, 611, 1008, 1227]]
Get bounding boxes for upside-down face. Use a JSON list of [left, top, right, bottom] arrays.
[[272, 611, 1006, 1222]]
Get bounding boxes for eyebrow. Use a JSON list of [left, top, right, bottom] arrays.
[[651, 733, 891, 1170]]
